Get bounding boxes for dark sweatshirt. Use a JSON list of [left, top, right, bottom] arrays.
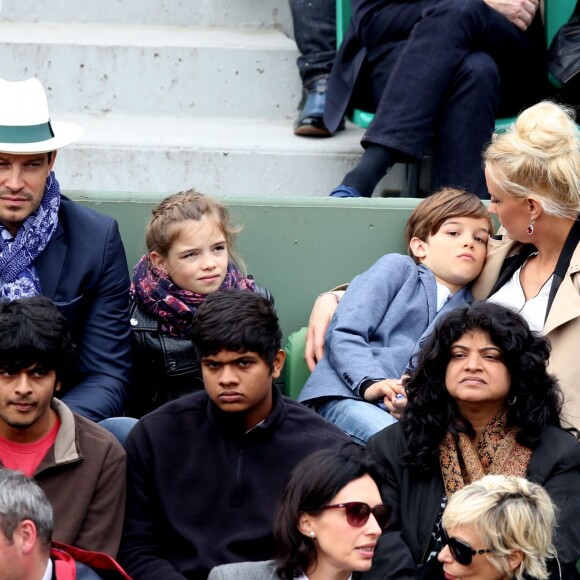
[[119, 387, 348, 579]]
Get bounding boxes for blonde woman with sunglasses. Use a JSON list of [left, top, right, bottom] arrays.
[[208, 443, 390, 580], [438, 475, 557, 580]]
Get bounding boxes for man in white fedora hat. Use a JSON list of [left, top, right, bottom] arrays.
[[0, 77, 131, 422]]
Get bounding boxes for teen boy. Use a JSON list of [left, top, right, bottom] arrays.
[[0, 297, 126, 556], [298, 188, 492, 444], [119, 291, 348, 580]]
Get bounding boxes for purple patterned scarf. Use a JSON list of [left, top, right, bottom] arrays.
[[0, 172, 60, 300], [131, 254, 256, 338]]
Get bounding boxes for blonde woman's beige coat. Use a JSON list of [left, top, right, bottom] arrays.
[[473, 233, 580, 429]]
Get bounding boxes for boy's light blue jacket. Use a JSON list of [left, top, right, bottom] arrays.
[[298, 254, 472, 404]]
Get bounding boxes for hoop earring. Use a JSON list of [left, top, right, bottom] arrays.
[[508, 395, 517, 406], [526, 218, 535, 236]]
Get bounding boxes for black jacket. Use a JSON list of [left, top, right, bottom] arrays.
[[119, 387, 349, 579], [364, 423, 580, 580], [128, 285, 273, 418]]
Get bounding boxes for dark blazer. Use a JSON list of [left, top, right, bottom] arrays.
[[34, 195, 131, 421], [364, 423, 580, 580], [324, 0, 430, 133]]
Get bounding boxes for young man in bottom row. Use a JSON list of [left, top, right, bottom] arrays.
[[119, 290, 349, 579]]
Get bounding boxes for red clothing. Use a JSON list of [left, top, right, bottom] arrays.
[[50, 541, 132, 579], [0, 400, 126, 556], [0, 418, 60, 476]]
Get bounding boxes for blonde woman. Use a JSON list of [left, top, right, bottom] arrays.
[[305, 101, 580, 429], [439, 475, 557, 580]]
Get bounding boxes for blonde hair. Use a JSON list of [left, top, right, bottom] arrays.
[[145, 189, 244, 269], [442, 475, 557, 580], [484, 101, 580, 218]]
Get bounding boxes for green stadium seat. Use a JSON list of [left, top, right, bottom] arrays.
[[284, 327, 311, 399]]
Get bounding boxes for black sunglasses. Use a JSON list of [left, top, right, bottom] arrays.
[[321, 502, 391, 529], [441, 528, 493, 566]]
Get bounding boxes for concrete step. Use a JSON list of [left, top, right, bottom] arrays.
[[54, 113, 403, 197], [0, 22, 301, 119], [0, 0, 293, 36]]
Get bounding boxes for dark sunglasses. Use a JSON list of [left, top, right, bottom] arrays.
[[441, 528, 493, 566], [321, 502, 391, 529]]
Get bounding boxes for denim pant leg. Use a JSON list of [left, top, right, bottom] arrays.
[[363, 0, 544, 160], [98, 417, 139, 449], [289, 0, 337, 87], [317, 398, 397, 445]]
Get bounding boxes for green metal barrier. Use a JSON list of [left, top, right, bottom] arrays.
[[70, 192, 421, 340]]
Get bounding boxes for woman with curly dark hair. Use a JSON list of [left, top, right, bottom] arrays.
[[208, 443, 390, 580], [365, 301, 580, 580]]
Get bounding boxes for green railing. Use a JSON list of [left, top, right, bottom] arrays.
[[71, 192, 421, 340]]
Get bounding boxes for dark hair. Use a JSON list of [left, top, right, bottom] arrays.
[[403, 301, 564, 476], [0, 297, 73, 380], [191, 290, 281, 368], [274, 443, 384, 580]]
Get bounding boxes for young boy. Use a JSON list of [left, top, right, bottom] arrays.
[[119, 291, 348, 580], [298, 188, 492, 444]]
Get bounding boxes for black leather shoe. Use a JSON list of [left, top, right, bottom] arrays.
[[294, 77, 334, 137]]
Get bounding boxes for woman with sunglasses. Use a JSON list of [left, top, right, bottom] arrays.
[[365, 301, 580, 579], [438, 475, 556, 580], [208, 443, 390, 580]]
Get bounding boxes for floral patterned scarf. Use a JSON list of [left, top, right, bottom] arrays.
[[0, 171, 60, 300], [439, 411, 532, 497], [131, 254, 256, 338]]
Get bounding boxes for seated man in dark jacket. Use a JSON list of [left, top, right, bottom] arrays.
[[0, 77, 131, 421], [119, 290, 349, 580], [326, 0, 548, 199]]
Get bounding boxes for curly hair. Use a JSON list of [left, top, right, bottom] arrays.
[[402, 301, 563, 476], [274, 443, 384, 580]]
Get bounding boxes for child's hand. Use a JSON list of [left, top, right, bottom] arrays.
[[386, 377, 408, 420], [363, 378, 408, 420]]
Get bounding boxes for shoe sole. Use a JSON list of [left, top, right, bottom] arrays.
[[293, 125, 333, 138]]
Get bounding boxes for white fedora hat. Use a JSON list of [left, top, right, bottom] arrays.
[[0, 78, 83, 154]]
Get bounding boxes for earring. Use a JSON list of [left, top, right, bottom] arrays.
[[508, 395, 517, 406], [309, 531, 316, 539], [526, 218, 535, 235]]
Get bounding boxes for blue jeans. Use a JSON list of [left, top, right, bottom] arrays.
[[289, 0, 337, 87], [357, 0, 547, 197], [98, 417, 138, 449], [317, 398, 397, 445]]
